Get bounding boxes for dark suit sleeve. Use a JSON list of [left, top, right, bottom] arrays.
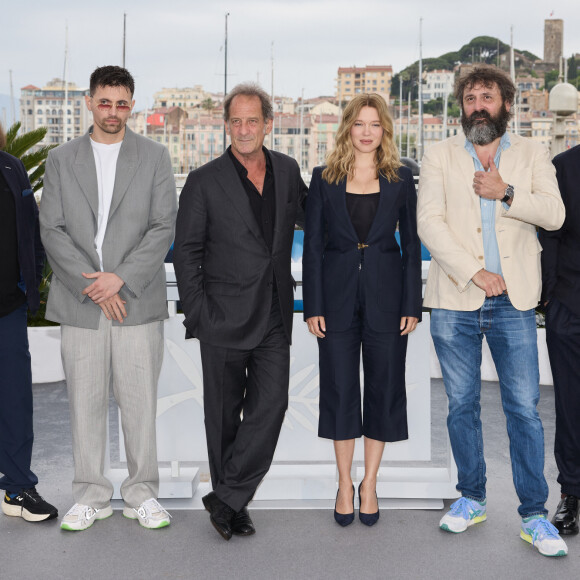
[[173, 171, 207, 334], [539, 155, 566, 304], [295, 174, 308, 229], [398, 171, 423, 320], [302, 168, 325, 320], [15, 156, 45, 287]]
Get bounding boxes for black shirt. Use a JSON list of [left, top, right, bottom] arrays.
[[346, 192, 380, 243], [0, 170, 26, 317], [228, 146, 276, 252]]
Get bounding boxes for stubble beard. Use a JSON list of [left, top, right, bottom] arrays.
[[96, 117, 125, 135]]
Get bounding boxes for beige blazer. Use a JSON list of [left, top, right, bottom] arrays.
[[417, 133, 564, 312]]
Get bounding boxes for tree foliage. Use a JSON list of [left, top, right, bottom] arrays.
[[1, 122, 56, 192], [391, 36, 541, 97]]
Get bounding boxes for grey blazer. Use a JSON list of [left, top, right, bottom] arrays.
[[39, 127, 177, 329]]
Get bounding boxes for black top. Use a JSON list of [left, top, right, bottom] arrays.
[[228, 146, 276, 252], [0, 169, 26, 317], [346, 192, 380, 243]]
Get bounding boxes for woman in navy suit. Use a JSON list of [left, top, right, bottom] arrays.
[[303, 94, 422, 526]]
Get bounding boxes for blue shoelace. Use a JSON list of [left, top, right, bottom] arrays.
[[449, 497, 481, 519], [527, 518, 560, 544]]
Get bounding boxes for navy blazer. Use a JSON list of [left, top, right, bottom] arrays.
[[540, 144, 580, 316], [0, 151, 44, 313], [303, 165, 422, 333]]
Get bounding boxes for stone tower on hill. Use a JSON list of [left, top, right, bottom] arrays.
[[544, 19, 563, 65]]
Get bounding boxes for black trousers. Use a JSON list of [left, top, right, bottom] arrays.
[[0, 304, 38, 493], [317, 268, 408, 443], [200, 292, 289, 512], [546, 297, 580, 497]]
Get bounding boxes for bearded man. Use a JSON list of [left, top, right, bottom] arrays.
[[417, 65, 568, 557]]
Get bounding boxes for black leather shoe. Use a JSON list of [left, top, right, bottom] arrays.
[[358, 481, 379, 527], [206, 495, 236, 541], [551, 495, 579, 536], [202, 491, 220, 514], [334, 484, 355, 527], [232, 506, 256, 536]]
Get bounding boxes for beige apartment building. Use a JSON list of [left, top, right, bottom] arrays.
[[152, 86, 219, 111], [422, 70, 454, 101], [336, 65, 393, 102], [20, 79, 91, 145]]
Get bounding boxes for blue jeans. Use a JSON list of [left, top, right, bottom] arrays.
[[431, 294, 548, 517]]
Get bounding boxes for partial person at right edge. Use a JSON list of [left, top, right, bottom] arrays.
[[302, 93, 422, 528], [539, 144, 580, 538], [0, 122, 58, 523]]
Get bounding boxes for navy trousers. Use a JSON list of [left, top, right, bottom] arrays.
[[546, 298, 580, 497], [0, 304, 38, 493], [317, 269, 408, 443]]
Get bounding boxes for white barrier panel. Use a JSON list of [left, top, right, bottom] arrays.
[[108, 311, 458, 507]]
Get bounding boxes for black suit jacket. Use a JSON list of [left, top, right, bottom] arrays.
[[174, 149, 307, 349], [540, 145, 580, 316], [0, 151, 44, 313], [302, 165, 422, 332]]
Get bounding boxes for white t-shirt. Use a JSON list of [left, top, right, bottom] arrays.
[[90, 138, 122, 270]]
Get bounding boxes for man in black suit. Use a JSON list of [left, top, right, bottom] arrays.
[[540, 144, 580, 536], [0, 124, 58, 522], [174, 83, 307, 540]]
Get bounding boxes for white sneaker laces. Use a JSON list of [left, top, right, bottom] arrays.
[[136, 498, 171, 521]]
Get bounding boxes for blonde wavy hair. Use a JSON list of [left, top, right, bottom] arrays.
[[322, 93, 401, 184]]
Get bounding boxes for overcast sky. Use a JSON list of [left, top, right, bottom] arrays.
[[1, 0, 578, 113]]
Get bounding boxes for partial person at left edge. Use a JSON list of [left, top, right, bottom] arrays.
[[0, 122, 58, 523], [40, 66, 177, 532]]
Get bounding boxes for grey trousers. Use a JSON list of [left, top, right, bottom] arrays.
[[61, 314, 164, 508]]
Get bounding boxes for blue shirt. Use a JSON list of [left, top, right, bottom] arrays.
[[464, 133, 511, 276]]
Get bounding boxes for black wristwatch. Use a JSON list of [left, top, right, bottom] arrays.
[[501, 184, 514, 204]]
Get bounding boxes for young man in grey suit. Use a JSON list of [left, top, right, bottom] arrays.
[[174, 83, 307, 540], [40, 66, 176, 531]]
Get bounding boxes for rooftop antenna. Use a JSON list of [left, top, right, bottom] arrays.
[[9, 69, 15, 126], [122, 13, 127, 68], [510, 26, 518, 135], [62, 22, 69, 144], [418, 17, 424, 160], [223, 12, 229, 153], [270, 41, 274, 149]]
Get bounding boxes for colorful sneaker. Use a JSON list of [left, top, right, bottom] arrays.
[[520, 515, 568, 557], [1, 488, 58, 522], [60, 503, 113, 531], [123, 498, 171, 529], [440, 497, 487, 533]]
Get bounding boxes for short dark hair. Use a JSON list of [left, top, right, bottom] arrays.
[[223, 82, 273, 122], [89, 66, 135, 97], [454, 65, 516, 108]]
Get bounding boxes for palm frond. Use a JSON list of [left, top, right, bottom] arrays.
[[1, 122, 55, 191], [20, 146, 56, 171], [5, 126, 50, 159]]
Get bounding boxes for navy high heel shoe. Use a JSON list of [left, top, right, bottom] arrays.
[[358, 481, 380, 526], [334, 484, 355, 527]]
